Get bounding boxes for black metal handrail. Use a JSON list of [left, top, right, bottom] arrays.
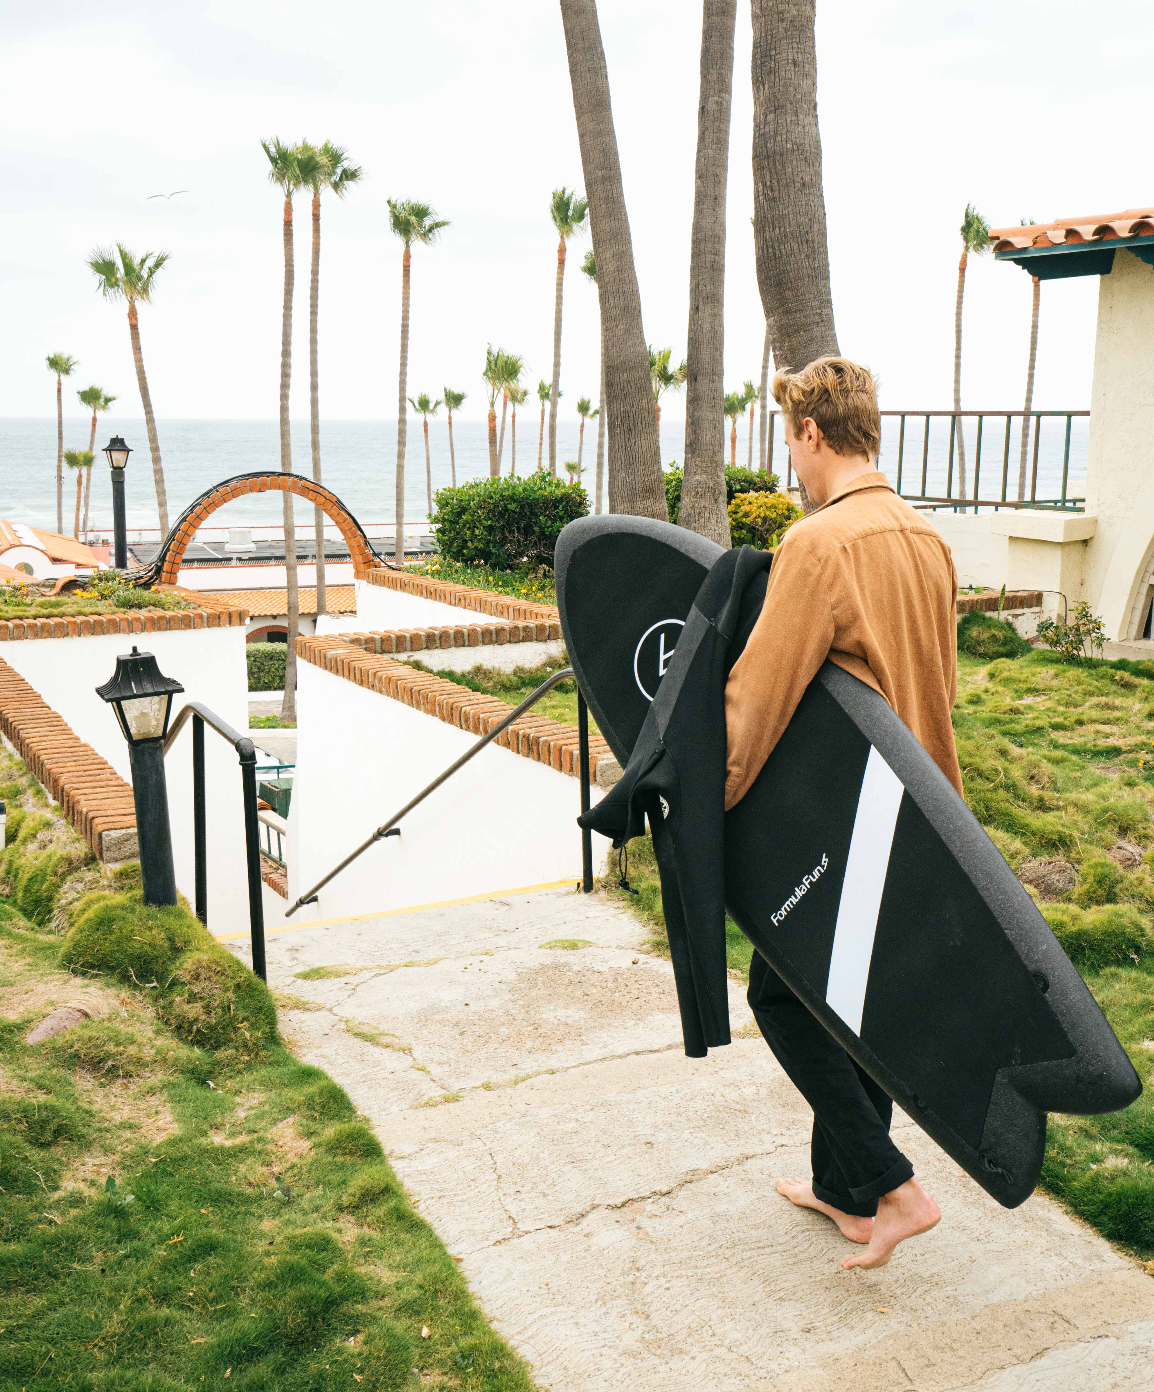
[[163, 701, 267, 980], [285, 668, 595, 918]]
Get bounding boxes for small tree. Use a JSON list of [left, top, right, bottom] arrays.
[[443, 387, 466, 486], [953, 202, 991, 500], [46, 353, 78, 534], [63, 449, 94, 540], [407, 393, 443, 516]]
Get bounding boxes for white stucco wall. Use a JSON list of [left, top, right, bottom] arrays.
[[923, 513, 1008, 590], [354, 578, 493, 629], [176, 563, 356, 592], [1083, 249, 1154, 638], [313, 611, 564, 671], [286, 659, 606, 924], [0, 626, 253, 935]]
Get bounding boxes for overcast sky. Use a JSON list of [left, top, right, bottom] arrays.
[[2, 0, 1150, 425]]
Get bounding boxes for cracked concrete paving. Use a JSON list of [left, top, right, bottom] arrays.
[[229, 886, 1154, 1391]]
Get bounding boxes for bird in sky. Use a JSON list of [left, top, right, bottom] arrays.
[[147, 190, 189, 200]]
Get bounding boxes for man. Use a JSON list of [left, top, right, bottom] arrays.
[[725, 357, 962, 1270]]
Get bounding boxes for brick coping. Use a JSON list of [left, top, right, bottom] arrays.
[[328, 616, 562, 657], [361, 567, 559, 624], [0, 592, 248, 642], [956, 589, 1043, 615], [296, 634, 618, 788], [0, 657, 136, 861]]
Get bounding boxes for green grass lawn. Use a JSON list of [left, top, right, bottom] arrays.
[[406, 657, 597, 734]]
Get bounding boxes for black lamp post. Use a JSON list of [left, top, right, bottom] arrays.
[[96, 646, 184, 906], [103, 436, 132, 569]]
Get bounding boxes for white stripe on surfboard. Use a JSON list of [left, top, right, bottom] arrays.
[[825, 746, 905, 1037]]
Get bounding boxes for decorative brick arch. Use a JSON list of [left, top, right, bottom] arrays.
[[141, 473, 379, 588]]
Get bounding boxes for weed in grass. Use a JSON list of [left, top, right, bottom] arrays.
[[294, 963, 371, 980], [538, 938, 594, 950]]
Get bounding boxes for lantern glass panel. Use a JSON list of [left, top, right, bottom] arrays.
[[120, 693, 170, 741]]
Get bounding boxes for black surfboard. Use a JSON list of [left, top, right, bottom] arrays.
[[556, 514, 1142, 1207]]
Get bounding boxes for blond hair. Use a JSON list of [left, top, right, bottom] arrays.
[[772, 357, 881, 460]]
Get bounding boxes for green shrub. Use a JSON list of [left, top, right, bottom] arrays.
[[1037, 601, 1106, 662], [60, 891, 205, 982], [1043, 903, 1151, 971], [432, 471, 588, 570], [160, 947, 278, 1053], [663, 464, 779, 525], [1074, 854, 1124, 907], [247, 642, 287, 692], [957, 610, 1032, 660], [727, 491, 802, 549]]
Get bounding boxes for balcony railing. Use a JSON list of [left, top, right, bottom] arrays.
[[769, 410, 1089, 513]]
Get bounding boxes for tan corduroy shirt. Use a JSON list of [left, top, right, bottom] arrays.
[[725, 472, 963, 809]]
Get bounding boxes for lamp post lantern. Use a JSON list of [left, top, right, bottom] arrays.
[[103, 436, 132, 569], [96, 646, 184, 906]]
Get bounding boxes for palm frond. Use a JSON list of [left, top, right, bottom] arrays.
[[388, 198, 449, 246], [960, 202, 991, 255], [724, 391, 744, 420], [261, 136, 303, 193], [581, 249, 596, 281], [46, 353, 78, 375], [507, 385, 528, 406], [742, 379, 758, 405], [576, 397, 592, 417], [294, 141, 329, 192], [550, 185, 589, 239], [318, 141, 364, 197], [86, 247, 123, 300], [63, 449, 93, 469], [77, 384, 108, 409], [443, 387, 467, 411], [537, 378, 551, 404], [495, 350, 524, 389]]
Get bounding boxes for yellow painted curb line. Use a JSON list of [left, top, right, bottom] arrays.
[[213, 878, 582, 943]]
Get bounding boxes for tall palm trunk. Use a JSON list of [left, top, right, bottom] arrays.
[[310, 188, 327, 617], [594, 354, 606, 514], [747, 401, 754, 469], [55, 374, 64, 534], [751, 0, 838, 512], [84, 410, 97, 541], [537, 401, 546, 469], [73, 467, 83, 540], [1018, 275, 1040, 501], [447, 407, 458, 485], [126, 300, 170, 536], [758, 323, 771, 472], [395, 243, 411, 563], [577, 416, 586, 479], [278, 191, 299, 722], [422, 415, 433, 515], [730, 418, 737, 465], [655, 401, 662, 460], [549, 238, 566, 476], [559, 0, 666, 519], [497, 388, 509, 469], [681, 0, 735, 545], [487, 403, 498, 477], [510, 406, 518, 476], [953, 248, 969, 499]]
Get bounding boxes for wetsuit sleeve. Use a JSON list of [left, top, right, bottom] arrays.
[[724, 541, 834, 810]]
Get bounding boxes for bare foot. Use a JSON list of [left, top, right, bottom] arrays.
[[841, 1178, 940, 1270], [775, 1177, 874, 1244]]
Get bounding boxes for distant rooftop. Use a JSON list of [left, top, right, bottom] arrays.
[[205, 585, 356, 617], [990, 206, 1154, 280]]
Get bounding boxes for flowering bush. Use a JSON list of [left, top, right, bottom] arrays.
[[663, 464, 779, 525], [727, 490, 801, 550]]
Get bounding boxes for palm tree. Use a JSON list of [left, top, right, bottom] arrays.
[[63, 450, 93, 540], [46, 353, 77, 534], [682, 0, 736, 546], [77, 385, 115, 540], [953, 202, 991, 500], [536, 378, 551, 470], [547, 187, 589, 476], [388, 199, 450, 562], [576, 397, 596, 484], [483, 347, 507, 477], [261, 137, 304, 721], [86, 245, 171, 534], [496, 351, 525, 471], [581, 249, 606, 514], [743, 379, 758, 469], [1017, 218, 1041, 501], [443, 387, 466, 485], [724, 390, 744, 466], [558, 0, 666, 518], [649, 346, 687, 462], [408, 393, 442, 516], [507, 384, 528, 475], [300, 140, 363, 618]]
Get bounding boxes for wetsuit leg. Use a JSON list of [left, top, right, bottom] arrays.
[[748, 949, 913, 1218]]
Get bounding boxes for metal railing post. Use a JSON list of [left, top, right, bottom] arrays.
[[1001, 414, 1012, 504], [1061, 414, 1073, 504], [577, 688, 593, 893], [920, 415, 930, 496], [972, 414, 984, 513], [238, 739, 268, 982], [946, 414, 957, 500], [193, 714, 207, 925], [895, 414, 906, 494]]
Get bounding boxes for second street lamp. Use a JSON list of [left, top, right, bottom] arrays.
[[103, 435, 132, 569], [96, 646, 184, 906]]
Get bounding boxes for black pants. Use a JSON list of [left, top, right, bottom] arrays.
[[748, 950, 914, 1217]]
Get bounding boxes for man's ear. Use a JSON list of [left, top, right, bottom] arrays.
[[801, 417, 822, 452]]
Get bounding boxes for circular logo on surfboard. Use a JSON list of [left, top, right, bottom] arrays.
[[633, 619, 685, 701]]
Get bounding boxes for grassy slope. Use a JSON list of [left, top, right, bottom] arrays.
[[0, 748, 536, 1392]]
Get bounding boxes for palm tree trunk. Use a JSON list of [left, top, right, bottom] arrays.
[[538, 402, 546, 469], [953, 249, 968, 500], [681, 0, 735, 546], [488, 406, 498, 477], [656, 400, 662, 462], [310, 189, 327, 618], [126, 301, 170, 537], [559, 0, 666, 519], [395, 243, 411, 563], [1017, 274, 1040, 501], [497, 388, 509, 469], [549, 238, 566, 476], [577, 417, 586, 478], [279, 191, 299, 722], [747, 402, 754, 469], [758, 323, 771, 472], [447, 408, 457, 485], [751, 0, 838, 515], [510, 407, 518, 476], [730, 419, 737, 465], [55, 374, 64, 535], [423, 415, 433, 515], [594, 353, 606, 514], [84, 410, 97, 541]]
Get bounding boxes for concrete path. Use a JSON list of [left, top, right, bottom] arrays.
[[232, 887, 1154, 1391]]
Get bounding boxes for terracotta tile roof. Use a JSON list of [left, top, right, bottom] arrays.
[[990, 208, 1154, 252], [0, 563, 31, 582], [0, 520, 102, 568], [199, 586, 356, 617]]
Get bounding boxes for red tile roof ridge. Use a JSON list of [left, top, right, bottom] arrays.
[[990, 207, 1154, 251]]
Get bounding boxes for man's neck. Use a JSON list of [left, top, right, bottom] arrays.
[[807, 454, 876, 508]]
